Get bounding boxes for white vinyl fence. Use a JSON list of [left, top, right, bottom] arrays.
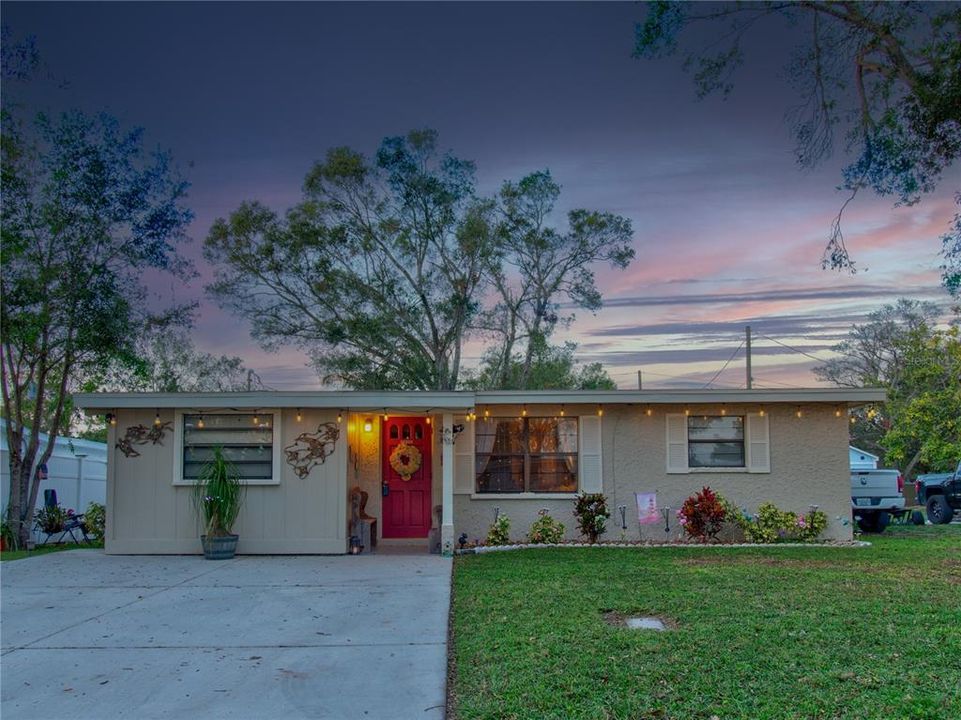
[[1, 420, 107, 539]]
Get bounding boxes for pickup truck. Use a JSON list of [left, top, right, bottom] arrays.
[[851, 468, 904, 533], [916, 461, 961, 524]]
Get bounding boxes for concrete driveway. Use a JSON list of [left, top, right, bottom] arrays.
[[1, 550, 451, 719]]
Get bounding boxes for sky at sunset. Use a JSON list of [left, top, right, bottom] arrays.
[[6, 2, 957, 390]]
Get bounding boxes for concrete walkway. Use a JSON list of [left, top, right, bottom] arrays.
[[1, 550, 451, 719]]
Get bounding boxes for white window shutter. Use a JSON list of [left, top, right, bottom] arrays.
[[746, 413, 771, 473], [578, 416, 603, 493], [666, 414, 689, 474], [454, 419, 474, 494]]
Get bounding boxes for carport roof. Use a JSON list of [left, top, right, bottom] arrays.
[[74, 387, 886, 412]]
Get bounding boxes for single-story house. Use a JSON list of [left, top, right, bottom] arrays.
[[74, 388, 885, 555]]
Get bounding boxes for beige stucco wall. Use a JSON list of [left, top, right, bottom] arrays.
[[453, 403, 852, 543], [105, 407, 347, 554]]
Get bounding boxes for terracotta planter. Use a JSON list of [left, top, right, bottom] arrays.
[[201, 534, 239, 560]]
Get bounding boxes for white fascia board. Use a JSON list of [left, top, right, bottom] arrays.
[[73, 390, 474, 412], [74, 387, 886, 412], [474, 388, 887, 405]]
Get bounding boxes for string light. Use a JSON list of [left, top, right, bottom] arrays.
[[426, 416, 432, 425], [484, 408, 490, 419], [850, 415, 856, 425], [559, 405, 566, 417], [154, 410, 161, 426], [521, 405, 528, 417], [253, 412, 259, 425], [197, 416, 205, 429], [336, 410, 343, 424], [383, 409, 389, 421], [296, 408, 302, 422], [795, 406, 803, 419], [597, 405, 604, 417], [834, 406, 842, 418], [645, 406, 653, 417], [720, 406, 727, 416], [107, 413, 117, 426], [759, 408, 766, 417], [684, 407, 691, 416]]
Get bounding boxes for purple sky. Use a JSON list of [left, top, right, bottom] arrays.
[[7, 2, 956, 389]]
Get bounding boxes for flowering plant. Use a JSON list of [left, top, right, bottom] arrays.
[[526, 509, 565, 544], [486, 513, 511, 545], [573, 492, 610, 543], [742, 502, 828, 543]]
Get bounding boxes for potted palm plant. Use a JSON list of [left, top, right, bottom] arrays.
[[193, 447, 245, 559]]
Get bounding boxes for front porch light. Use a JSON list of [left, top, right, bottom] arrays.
[[364, 418, 373, 432]]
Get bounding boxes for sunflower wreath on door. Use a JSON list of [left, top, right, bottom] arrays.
[[389, 440, 422, 481]]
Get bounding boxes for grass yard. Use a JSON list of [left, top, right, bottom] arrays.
[[450, 525, 961, 720]]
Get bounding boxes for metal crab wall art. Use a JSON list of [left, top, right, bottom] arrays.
[[117, 421, 173, 458]]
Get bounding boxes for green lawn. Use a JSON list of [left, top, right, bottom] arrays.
[[450, 525, 961, 720]]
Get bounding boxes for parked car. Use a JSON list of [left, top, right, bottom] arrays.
[[916, 461, 961, 525], [851, 468, 904, 533]]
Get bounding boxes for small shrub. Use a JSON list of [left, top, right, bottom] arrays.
[[743, 502, 829, 543], [527, 509, 565, 544], [85, 502, 106, 541], [486, 513, 511, 545], [35, 505, 67, 534], [573, 492, 610, 543], [677, 487, 727, 542]]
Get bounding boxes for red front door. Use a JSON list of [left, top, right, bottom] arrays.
[[382, 417, 432, 538]]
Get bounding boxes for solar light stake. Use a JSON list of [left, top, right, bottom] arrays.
[[618, 504, 627, 530], [661, 506, 672, 534]]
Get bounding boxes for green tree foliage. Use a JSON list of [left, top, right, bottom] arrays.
[[1, 70, 192, 543], [814, 299, 958, 476], [206, 132, 634, 391], [205, 130, 496, 391], [941, 193, 961, 297], [466, 339, 616, 391], [479, 171, 634, 389], [634, 2, 961, 279], [881, 326, 961, 473]]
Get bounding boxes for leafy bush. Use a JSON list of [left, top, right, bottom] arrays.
[[743, 502, 829, 543], [84, 502, 106, 541], [677, 487, 727, 542], [526, 509, 565, 544], [1, 520, 16, 550], [35, 505, 67, 534], [573, 492, 610, 543], [486, 513, 511, 545]]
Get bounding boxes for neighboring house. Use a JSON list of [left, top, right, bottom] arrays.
[[74, 388, 884, 555], [849, 446, 879, 470], [1, 419, 108, 518]]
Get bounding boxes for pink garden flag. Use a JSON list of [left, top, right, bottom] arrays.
[[636, 493, 658, 525]]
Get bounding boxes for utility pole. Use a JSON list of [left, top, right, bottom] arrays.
[[637, 370, 643, 390], [745, 325, 753, 389]]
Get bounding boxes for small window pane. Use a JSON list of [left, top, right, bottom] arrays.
[[688, 416, 743, 441], [414, 424, 423, 439], [476, 419, 524, 454], [476, 456, 524, 493], [528, 455, 577, 492], [528, 417, 578, 453], [688, 442, 745, 468]]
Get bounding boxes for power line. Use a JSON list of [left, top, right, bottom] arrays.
[[755, 332, 827, 363], [703, 340, 745, 389]]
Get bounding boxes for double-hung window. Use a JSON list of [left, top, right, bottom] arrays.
[[178, 413, 279, 484], [475, 417, 578, 493], [687, 415, 745, 468]]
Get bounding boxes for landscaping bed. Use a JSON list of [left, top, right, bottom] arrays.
[[449, 524, 961, 720]]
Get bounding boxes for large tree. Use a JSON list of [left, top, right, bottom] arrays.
[[478, 171, 634, 389], [466, 339, 618, 391], [1, 109, 192, 545], [813, 299, 954, 475], [634, 2, 961, 279], [206, 131, 635, 391], [205, 130, 496, 391], [880, 325, 961, 474]]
